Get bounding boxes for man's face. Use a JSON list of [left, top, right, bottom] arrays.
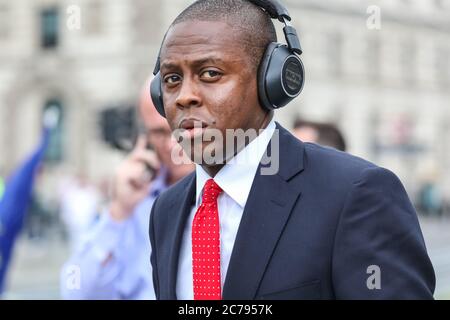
[[146, 122, 173, 165], [159, 20, 268, 164]]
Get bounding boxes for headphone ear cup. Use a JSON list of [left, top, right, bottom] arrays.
[[150, 72, 166, 118], [258, 43, 304, 110], [257, 42, 279, 111]]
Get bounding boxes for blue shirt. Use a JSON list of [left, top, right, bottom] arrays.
[[60, 169, 167, 300]]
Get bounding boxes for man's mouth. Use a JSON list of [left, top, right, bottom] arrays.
[[178, 118, 209, 140]]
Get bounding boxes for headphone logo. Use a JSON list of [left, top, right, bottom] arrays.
[[282, 57, 303, 96]]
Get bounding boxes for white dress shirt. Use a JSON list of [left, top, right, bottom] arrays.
[[176, 120, 276, 299]]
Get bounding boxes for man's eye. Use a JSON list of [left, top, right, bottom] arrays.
[[200, 70, 222, 79], [164, 75, 181, 84]]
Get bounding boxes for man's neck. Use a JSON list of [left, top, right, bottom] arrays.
[[201, 164, 224, 178]]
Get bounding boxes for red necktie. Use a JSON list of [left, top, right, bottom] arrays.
[[192, 179, 223, 300]]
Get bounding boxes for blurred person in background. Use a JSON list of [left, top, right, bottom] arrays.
[[24, 167, 52, 241], [60, 78, 194, 300], [418, 181, 443, 216], [417, 169, 444, 217], [58, 173, 102, 249], [292, 118, 347, 152]]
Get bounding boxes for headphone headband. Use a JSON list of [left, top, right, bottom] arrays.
[[248, 0, 302, 54], [247, 0, 291, 22]]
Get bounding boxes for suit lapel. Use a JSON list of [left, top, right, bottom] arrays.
[[222, 124, 305, 299], [167, 173, 196, 299]]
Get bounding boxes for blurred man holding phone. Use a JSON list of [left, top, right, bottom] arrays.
[[61, 78, 193, 300]]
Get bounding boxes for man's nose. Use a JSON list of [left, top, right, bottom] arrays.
[[175, 78, 201, 109]]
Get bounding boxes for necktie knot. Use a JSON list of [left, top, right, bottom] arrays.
[[202, 179, 222, 204]]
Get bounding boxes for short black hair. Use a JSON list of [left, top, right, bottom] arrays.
[[294, 119, 347, 152], [168, 0, 277, 70]]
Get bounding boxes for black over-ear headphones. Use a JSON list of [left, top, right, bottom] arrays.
[[150, 0, 304, 118]]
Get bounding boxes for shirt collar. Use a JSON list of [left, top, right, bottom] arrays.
[[195, 119, 276, 208]]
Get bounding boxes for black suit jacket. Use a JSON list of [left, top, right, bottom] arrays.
[[149, 123, 435, 299]]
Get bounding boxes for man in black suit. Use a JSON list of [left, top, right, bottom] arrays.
[[149, 0, 435, 299]]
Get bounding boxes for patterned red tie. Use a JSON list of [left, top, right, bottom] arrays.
[[192, 178, 223, 300]]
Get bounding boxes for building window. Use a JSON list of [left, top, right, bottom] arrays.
[[85, 0, 103, 35], [436, 46, 449, 87], [367, 36, 381, 83], [41, 8, 59, 49], [43, 100, 64, 163], [0, 3, 10, 39], [327, 32, 343, 78], [434, 0, 445, 9], [133, 1, 163, 43], [400, 38, 417, 87]]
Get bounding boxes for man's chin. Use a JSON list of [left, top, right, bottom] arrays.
[[183, 144, 225, 166]]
